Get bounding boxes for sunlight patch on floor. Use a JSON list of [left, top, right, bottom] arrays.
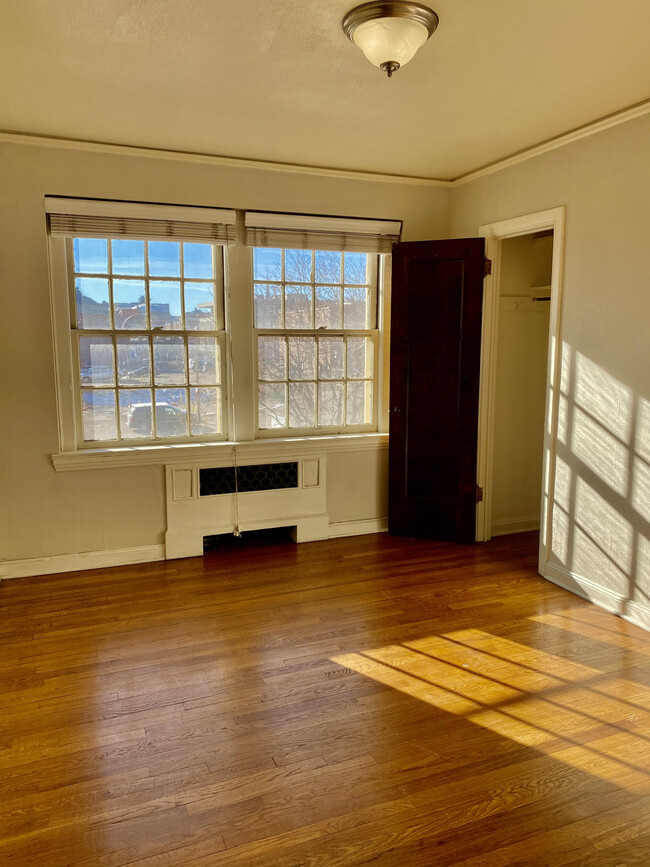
[[332, 622, 650, 790]]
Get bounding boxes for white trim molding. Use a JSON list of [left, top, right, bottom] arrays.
[[0, 131, 449, 187], [2, 98, 648, 186], [491, 516, 540, 537], [475, 206, 566, 579], [544, 563, 650, 634], [0, 515, 388, 579], [328, 518, 388, 538], [52, 433, 389, 472], [453, 100, 650, 186], [0, 545, 165, 580]]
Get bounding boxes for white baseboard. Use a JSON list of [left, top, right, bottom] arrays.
[[491, 516, 540, 536], [0, 545, 166, 580], [328, 518, 388, 539], [0, 518, 388, 580], [544, 562, 650, 633]]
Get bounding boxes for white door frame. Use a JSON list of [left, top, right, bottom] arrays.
[[475, 207, 566, 575]]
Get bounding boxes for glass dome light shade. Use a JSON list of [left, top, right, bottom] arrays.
[[352, 16, 429, 68]]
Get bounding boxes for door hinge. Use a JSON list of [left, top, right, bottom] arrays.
[[475, 485, 484, 504], [484, 258, 492, 277]]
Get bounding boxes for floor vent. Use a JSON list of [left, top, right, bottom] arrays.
[[199, 462, 299, 496]]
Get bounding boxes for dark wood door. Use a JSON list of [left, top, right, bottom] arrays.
[[389, 238, 485, 543]]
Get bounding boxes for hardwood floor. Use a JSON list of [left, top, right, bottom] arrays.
[[3, 531, 650, 866]]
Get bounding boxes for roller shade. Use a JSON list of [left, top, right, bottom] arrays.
[[46, 198, 237, 245], [245, 212, 401, 253]]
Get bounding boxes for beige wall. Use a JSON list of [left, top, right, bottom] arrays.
[[451, 113, 650, 616], [491, 235, 552, 533], [0, 142, 449, 565]]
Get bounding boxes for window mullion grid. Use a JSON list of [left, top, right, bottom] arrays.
[[113, 331, 122, 439], [371, 329, 379, 428], [310, 250, 316, 331], [343, 334, 348, 426], [281, 249, 286, 329], [283, 334, 289, 430], [106, 242, 120, 437], [369, 254, 379, 329], [143, 241, 151, 331], [179, 243, 191, 434], [141, 242, 159, 438], [218, 331, 227, 435], [216, 247, 225, 332]]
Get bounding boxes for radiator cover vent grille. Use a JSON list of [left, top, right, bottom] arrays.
[[199, 462, 299, 497]]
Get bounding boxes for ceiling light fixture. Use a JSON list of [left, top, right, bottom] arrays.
[[342, 1, 439, 78]]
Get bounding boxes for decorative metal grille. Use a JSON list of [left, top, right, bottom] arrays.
[[199, 462, 298, 496]]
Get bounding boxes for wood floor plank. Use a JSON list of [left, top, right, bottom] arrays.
[[2, 531, 650, 865]]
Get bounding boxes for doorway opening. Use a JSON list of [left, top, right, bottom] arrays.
[[475, 208, 565, 578], [490, 231, 553, 538]]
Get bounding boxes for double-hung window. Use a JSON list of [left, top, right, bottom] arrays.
[[245, 213, 399, 437], [47, 199, 235, 450], [48, 200, 400, 461]]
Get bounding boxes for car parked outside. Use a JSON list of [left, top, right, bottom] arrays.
[[125, 403, 187, 437], [80, 365, 113, 384]]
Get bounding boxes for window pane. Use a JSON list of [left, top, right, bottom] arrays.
[[315, 286, 342, 329], [150, 281, 182, 330], [259, 382, 286, 429], [155, 389, 188, 437], [285, 249, 311, 283], [75, 277, 111, 329], [344, 287, 371, 329], [112, 240, 144, 275], [120, 389, 152, 438], [190, 387, 221, 435], [318, 336, 344, 380], [189, 337, 219, 385], [289, 382, 316, 428], [344, 252, 368, 285], [285, 285, 313, 329], [254, 248, 282, 281], [258, 336, 286, 381], [82, 389, 117, 441], [117, 336, 151, 386], [318, 382, 344, 426], [185, 282, 216, 330], [315, 250, 341, 284], [74, 238, 107, 274], [148, 241, 180, 277], [79, 336, 115, 386], [153, 336, 186, 385], [183, 243, 213, 279], [347, 336, 373, 379], [254, 283, 282, 328], [113, 279, 147, 330], [288, 336, 316, 380], [347, 381, 373, 425]]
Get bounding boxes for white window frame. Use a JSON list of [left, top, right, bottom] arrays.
[[252, 249, 381, 437], [47, 199, 235, 454], [47, 203, 398, 469]]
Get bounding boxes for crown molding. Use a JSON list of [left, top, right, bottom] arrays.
[[1, 98, 648, 189], [0, 130, 450, 188], [452, 99, 650, 186]]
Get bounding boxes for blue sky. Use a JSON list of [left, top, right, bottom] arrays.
[[74, 239, 215, 316]]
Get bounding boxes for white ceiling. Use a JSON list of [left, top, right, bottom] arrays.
[[2, 0, 649, 179]]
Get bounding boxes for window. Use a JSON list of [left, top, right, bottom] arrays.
[[253, 247, 378, 433], [71, 237, 226, 443], [48, 199, 400, 462]]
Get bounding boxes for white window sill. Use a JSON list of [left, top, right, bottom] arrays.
[[51, 433, 389, 472]]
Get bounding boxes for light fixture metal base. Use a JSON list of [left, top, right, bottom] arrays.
[[342, 2, 439, 42], [380, 61, 401, 77]]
